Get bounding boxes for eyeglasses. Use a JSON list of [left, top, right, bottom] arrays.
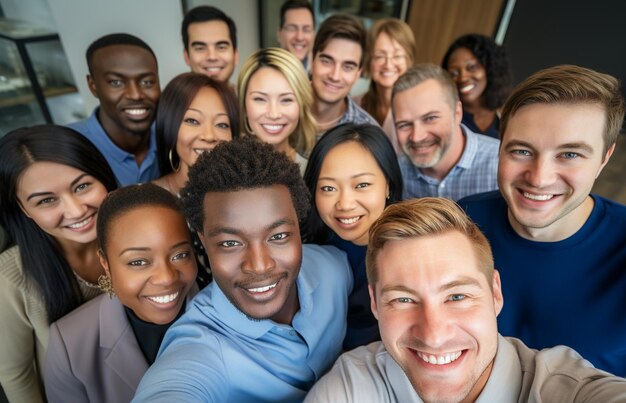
[[372, 54, 406, 64]]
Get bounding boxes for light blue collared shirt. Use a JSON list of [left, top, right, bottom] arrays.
[[400, 124, 499, 201], [132, 244, 353, 403], [68, 107, 160, 186]]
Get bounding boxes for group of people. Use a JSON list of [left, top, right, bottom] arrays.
[[1, 1, 626, 402]]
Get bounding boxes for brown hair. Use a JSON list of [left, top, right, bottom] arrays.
[[361, 18, 416, 125], [500, 64, 625, 155], [366, 198, 493, 287], [392, 63, 459, 110], [313, 14, 366, 67]]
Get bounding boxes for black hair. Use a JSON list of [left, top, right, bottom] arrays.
[[182, 6, 238, 50], [279, 0, 314, 29], [97, 183, 184, 256], [302, 123, 403, 244], [0, 125, 117, 322], [86, 33, 156, 75], [180, 136, 309, 233], [441, 34, 513, 110], [156, 72, 240, 176]]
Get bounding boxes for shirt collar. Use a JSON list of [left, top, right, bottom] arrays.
[[476, 335, 523, 402], [455, 124, 479, 170]]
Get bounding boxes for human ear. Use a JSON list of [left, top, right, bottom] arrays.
[[492, 270, 504, 316], [369, 284, 379, 320]]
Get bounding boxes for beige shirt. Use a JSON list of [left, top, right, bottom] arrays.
[[0, 246, 101, 403], [305, 335, 626, 402]]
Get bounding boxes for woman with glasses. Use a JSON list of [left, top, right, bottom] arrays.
[[357, 18, 416, 154]]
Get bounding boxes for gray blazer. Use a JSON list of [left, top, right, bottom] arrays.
[[44, 287, 198, 403]]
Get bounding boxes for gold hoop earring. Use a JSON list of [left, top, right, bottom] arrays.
[[97, 274, 115, 298], [168, 149, 180, 173]]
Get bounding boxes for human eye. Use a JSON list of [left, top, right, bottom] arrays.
[[373, 54, 385, 64], [139, 78, 155, 88], [269, 232, 290, 242], [320, 56, 332, 66], [447, 69, 459, 79], [392, 55, 405, 63], [183, 117, 200, 126], [319, 185, 335, 192], [560, 151, 580, 160], [448, 294, 466, 302], [74, 182, 91, 193], [216, 121, 231, 129], [284, 25, 297, 33], [36, 197, 56, 206], [303, 26, 313, 34], [219, 240, 241, 248], [396, 121, 412, 132], [128, 259, 148, 267], [355, 182, 371, 189], [172, 251, 191, 261], [511, 149, 532, 157], [392, 297, 415, 304], [280, 97, 295, 104], [108, 79, 123, 88], [466, 62, 478, 72], [217, 42, 230, 51], [192, 44, 206, 52], [424, 115, 439, 123], [343, 64, 357, 72]]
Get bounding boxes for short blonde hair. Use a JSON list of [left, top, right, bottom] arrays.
[[501, 64, 625, 155], [237, 47, 316, 156], [366, 197, 494, 286]]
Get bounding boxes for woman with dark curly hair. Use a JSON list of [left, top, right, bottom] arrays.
[[442, 34, 513, 139]]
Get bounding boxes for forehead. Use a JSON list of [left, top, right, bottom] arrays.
[[318, 38, 362, 62], [188, 20, 231, 44], [189, 86, 226, 111], [91, 45, 157, 75], [448, 47, 479, 64], [105, 206, 187, 249], [320, 141, 382, 177], [202, 185, 297, 233], [394, 79, 452, 116], [284, 8, 313, 25], [374, 32, 403, 51], [18, 161, 84, 194], [375, 231, 486, 289], [502, 102, 606, 150], [247, 67, 292, 92]]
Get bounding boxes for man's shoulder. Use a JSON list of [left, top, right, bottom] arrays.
[[343, 97, 379, 126], [458, 190, 504, 209]]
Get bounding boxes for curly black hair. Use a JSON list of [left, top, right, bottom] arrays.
[[442, 34, 513, 110], [180, 136, 310, 233]]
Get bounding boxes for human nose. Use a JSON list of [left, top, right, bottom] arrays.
[[124, 81, 142, 100], [295, 28, 304, 41], [206, 46, 217, 61], [336, 188, 356, 211], [241, 242, 275, 274], [524, 156, 556, 188], [62, 195, 87, 219], [408, 122, 427, 143], [267, 99, 281, 119], [329, 63, 341, 81], [414, 302, 448, 348], [151, 260, 178, 286]]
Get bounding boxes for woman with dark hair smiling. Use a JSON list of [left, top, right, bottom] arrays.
[[0, 125, 117, 402], [442, 34, 513, 139], [303, 123, 402, 350], [44, 184, 198, 403]]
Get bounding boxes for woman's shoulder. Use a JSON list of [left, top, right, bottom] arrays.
[[0, 245, 27, 288]]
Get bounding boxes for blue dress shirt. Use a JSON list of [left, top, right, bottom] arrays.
[[132, 244, 353, 402], [68, 107, 160, 186]]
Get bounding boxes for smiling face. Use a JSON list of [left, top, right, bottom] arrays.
[[88, 45, 160, 138], [370, 231, 503, 403], [498, 103, 614, 241], [245, 67, 300, 148], [198, 185, 302, 324], [277, 8, 314, 62], [100, 206, 197, 324], [17, 162, 108, 248], [446, 47, 487, 107], [177, 86, 233, 170], [370, 32, 409, 91], [316, 141, 388, 245], [184, 20, 239, 82], [393, 79, 463, 179], [311, 38, 362, 106]]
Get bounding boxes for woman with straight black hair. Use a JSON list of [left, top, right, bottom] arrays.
[[0, 125, 117, 403], [303, 123, 402, 350]]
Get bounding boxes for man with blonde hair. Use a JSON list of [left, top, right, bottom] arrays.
[[460, 64, 626, 375], [306, 198, 626, 402]]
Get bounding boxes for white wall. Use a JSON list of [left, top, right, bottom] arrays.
[[47, 0, 188, 115]]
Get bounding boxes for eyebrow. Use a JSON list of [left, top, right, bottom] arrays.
[[118, 240, 191, 257], [204, 217, 296, 238], [504, 139, 594, 154], [379, 276, 484, 295], [249, 90, 295, 97], [26, 173, 89, 201], [186, 108, 229, 117], [318, 172, 377, 181]]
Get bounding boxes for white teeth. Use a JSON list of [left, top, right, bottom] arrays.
[[381, 72, 396, 77], [125, 108, 147, 115], [194, 148, 210, 155], [206, 67, 221, 72], [147, 291, 179, 304], [338, 217, 360, 224], [262, 124, 284, 131], [68, 216, 92, 229], [416, 351, 462, 365], [523, 192, 554, 201], [247, 282, 278, 293], [460, 84, 475, 93]]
